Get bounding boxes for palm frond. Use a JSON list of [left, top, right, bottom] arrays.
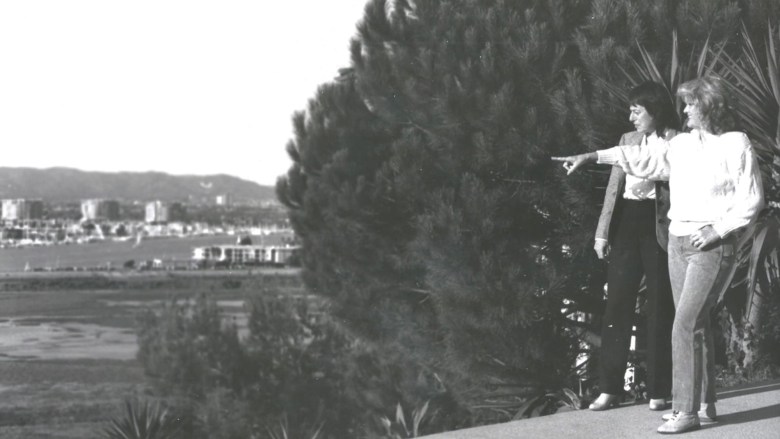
[[717, 22, 780, 205], [596, 28, 716, 125], [713, 22, 780, 371]]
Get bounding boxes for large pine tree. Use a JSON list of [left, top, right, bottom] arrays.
[[349, 0, 600, 415]]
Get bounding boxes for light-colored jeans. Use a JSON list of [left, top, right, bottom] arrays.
[[667, 233, 736, 413]]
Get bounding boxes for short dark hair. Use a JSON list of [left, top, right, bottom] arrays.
[[628, 81, 679, 136], [677, 76, 737, 134]]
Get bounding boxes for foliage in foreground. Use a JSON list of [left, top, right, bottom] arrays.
[[104, 398, 183, 439], [135, 293, 466, 438]]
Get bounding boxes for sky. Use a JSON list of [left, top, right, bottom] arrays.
[[0, 0, 369, 186]]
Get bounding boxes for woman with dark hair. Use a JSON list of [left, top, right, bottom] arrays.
[[553, 75, 764, 434], [589, 81, 677, 413]]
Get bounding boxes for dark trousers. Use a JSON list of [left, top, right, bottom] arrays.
[[599, 199, 674, 398]]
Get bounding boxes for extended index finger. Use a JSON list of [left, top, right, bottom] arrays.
[[550, 157, 569, 161]]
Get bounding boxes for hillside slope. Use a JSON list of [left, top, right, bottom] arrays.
[[0, 167, 276, 204]]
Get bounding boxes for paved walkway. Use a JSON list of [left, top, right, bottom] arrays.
[[420, 380, 780, 438]]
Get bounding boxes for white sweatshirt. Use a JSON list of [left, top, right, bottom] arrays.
[[597, 130, 764, 238]]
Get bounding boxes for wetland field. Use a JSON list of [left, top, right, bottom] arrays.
[[0, 269, 303, 438]]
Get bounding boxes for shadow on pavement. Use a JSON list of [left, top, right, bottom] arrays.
[[715, 403, 780, 425]]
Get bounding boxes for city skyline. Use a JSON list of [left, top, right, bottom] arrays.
[[0, 0, 368, 186]]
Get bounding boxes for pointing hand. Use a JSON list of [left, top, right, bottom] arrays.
[[551, 153, 596, 175]]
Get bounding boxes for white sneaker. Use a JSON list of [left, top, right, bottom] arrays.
[[658, 411, 701, 434], [662, 405, 716, 423]]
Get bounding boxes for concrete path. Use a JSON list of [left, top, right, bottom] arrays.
[[420, 380, 780, 438]]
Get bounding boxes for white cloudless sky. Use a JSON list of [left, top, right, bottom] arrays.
[[0, 0, 369, 186]]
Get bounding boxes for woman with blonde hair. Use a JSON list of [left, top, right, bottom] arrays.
[[553, 76, 764, 434]]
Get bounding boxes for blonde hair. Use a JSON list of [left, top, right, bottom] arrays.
[[677, 76, 737, 134]]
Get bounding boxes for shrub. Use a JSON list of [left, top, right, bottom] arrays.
[[135, 294, 249, 398], [136, 292, 368, 438], [134, 289, 469, 438]]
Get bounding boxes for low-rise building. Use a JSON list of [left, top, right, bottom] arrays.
[[192, 244, 299, 266]]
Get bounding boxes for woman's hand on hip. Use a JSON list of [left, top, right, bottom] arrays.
[[690, 225, 721, 249], [594, 240, 610, 260]]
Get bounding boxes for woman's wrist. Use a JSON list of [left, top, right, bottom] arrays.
[[581, 152, 597, 163]]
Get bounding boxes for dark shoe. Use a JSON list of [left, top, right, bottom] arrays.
[[657, 411, 700, 434], [649, 398, 670, 411], [589, 393, 619, 411], [662, 405, 716, 423]]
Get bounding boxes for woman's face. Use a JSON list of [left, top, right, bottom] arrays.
[[683, 98, 703, 130], [629, 104, 656, 134]]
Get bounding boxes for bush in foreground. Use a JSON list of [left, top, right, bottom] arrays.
[[135, 292, 463, 438]]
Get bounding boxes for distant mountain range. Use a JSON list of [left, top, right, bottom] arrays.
[[0, 167, 277, 204]]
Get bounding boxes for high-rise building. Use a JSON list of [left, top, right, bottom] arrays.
[[2, 199, 43, 221], [81, 199, 120, 221]]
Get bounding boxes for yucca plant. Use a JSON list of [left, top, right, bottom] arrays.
[[718, 22, 780, 207], [104, 398, 183, 439], [714, 22, 780, 370]]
